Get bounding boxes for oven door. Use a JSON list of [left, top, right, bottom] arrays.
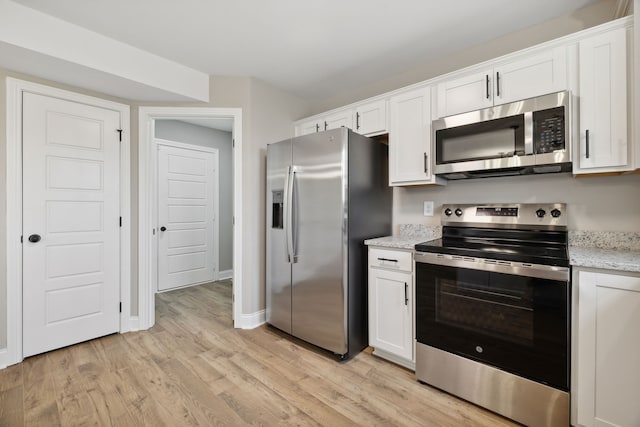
[[415, 257, 570, 391]]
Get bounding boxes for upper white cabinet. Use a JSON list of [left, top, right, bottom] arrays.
[[576, 27, 630, 172], [295, 108, 353, 136], [436, 68, 494, 118], [354, 99, 388, 136], [297, 118, 322, 136], [436, 47, 568, 118], [389, 87, 443, 186], [574, 269, 640, 427]]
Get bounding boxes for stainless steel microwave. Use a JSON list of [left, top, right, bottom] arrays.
[[433, 91, 572, 179]]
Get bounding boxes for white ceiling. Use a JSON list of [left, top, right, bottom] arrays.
[[13, 0, 601, 101]]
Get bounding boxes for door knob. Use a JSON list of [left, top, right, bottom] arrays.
[[160, 226, 167, 232], [28, 234, 41, 243]]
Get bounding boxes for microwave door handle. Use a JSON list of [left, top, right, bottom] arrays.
[[524, 112, 534, 155]]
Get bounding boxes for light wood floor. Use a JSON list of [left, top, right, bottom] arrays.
[[0, 280, 516, 426]]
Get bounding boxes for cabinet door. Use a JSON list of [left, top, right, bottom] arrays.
[[354, 99, 387, 136], [296, 119, 320, 136], [577, 271, 640, 427], [493, 47, 567, 105], [324, 110, 353, 131], [368, 267, 412, 361], [389, 87, 435, 185], [577, 28, 629, 171], [436, 69, 493, 117]]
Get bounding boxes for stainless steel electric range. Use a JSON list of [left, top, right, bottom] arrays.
[[414, 204, 570, 427]]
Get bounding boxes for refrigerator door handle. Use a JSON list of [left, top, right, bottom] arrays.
[[288, 167, 298, 263], [284, 165, 298, 263], [283, 165, 293, 263]]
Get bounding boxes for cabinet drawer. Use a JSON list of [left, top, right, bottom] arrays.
[[369, 247, 412, 272]]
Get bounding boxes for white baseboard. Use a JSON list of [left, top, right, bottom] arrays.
[[218, 269, 233, 280], [235, 309, 265, 329], [0, 348, 9, 370], [128, 316, 141, 332]]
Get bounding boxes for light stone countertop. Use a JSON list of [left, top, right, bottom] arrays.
[[364, 224, 441, 250], [568, 231, 640, 273], [568, 246, 640, 273]]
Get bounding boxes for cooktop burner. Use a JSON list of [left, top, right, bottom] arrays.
[[415, 204, 569, 267]]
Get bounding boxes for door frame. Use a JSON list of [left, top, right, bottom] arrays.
[[138, 107, 243, 329], [155, 138, 220, 292], [3, 78, 131, 367]]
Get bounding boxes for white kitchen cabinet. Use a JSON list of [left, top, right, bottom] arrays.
[[436, 68, 494, 118], [324, 109, 353, 131], [294, 109, 353, 136], [573, 269, 640, 427], [368, 247, 414, 369], [436, 47, 567, 118], [353, 99, 387, 136], [389, 87, 443, 186], [576, 27, 630, 173], [297, 118, 321, 136]]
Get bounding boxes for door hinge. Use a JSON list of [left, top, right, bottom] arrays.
[[119, 216, 122, 227], [232, 216, 235, 225], [20, 235, 23, 243], [232, 138, 235, 148], [232, 294, 235, 302], [119, 302, 122, 313], [117, 129, 123, 142]]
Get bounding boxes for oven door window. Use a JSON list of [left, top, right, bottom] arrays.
[[416, 262, 569, 391], [436, 114, 525, 164], [436, 270, 534, 345]]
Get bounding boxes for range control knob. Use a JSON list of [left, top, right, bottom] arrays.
[[455, 208, 463, 217], [444, 208, 453, 217], [536, 209, 546, 218], [551, 208, 562, 218]]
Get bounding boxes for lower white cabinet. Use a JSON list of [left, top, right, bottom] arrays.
[[368, 247, 414, 369], [573, 269, 640, 427]]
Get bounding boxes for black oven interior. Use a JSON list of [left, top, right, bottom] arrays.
[[416, 261, 570, 391]]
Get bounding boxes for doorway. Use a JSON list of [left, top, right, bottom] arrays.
[[137, 107, 243, 329], [154, 120, 229, 292], [3, 78, 131, 366]]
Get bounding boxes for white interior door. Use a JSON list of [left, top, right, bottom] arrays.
[[22, 92, 121, 358], [157, 143, 217, 291]]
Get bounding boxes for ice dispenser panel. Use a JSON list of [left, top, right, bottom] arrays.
[[272, 190, 284, 229]]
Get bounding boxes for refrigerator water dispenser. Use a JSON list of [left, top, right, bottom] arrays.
[[272, 190, 283, 229]]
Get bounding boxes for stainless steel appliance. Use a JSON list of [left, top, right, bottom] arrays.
[[433, 91, 572, 179], [414, 204, 570, 427], [266, 128, 392, 359]]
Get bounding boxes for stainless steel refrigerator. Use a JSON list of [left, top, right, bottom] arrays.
[[266, 128, 392, 359]]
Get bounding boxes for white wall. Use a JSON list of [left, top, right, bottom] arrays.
[[247, 78, 311, 312], [394, 173, 640, 233], [154, 119, 234, 272]]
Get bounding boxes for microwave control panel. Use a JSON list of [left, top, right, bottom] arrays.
[[533, 107, 565, 154]]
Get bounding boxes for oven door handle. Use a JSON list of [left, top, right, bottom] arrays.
[[415, 252, 570, 282]]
